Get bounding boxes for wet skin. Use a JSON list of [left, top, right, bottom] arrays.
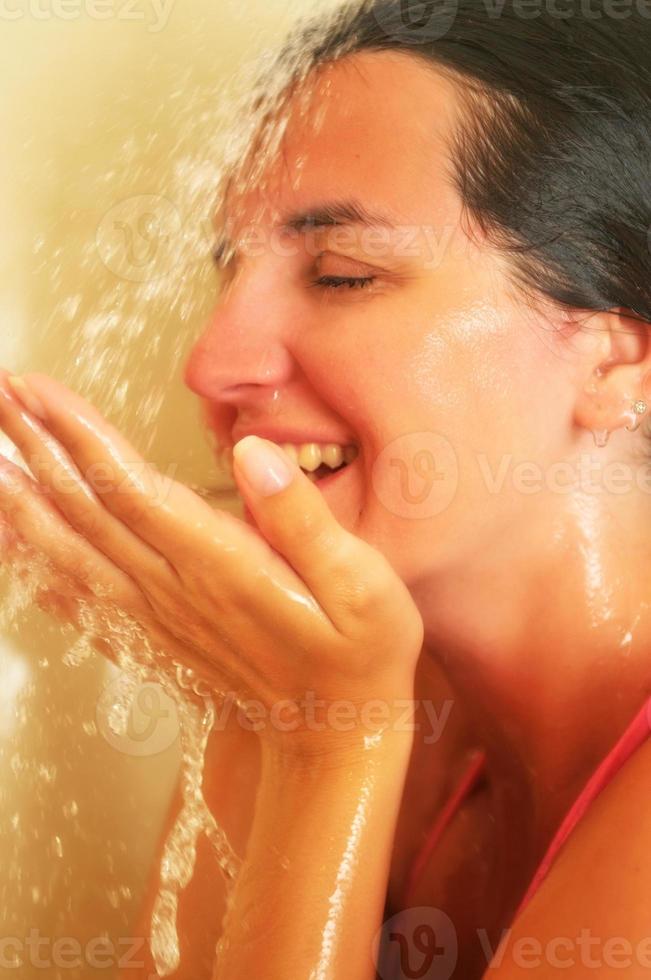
[[185, 48, 651, 861], [2, 48, 651, 979]]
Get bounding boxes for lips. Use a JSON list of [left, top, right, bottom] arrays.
[[224, 438, 359, 486], [228, 422, 359, 482], [203, 410, 360, 487], [308, 457, 356, 486], [231, 423, 357, 448], [240, 452, 357, 495]]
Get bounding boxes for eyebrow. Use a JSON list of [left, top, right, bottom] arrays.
[[282, 199, 399, 232], [212, 198, 400, 265]]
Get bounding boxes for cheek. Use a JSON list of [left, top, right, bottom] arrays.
[[347, 311, 533, 550], [327, 290, 576, 580], [400, 300, 565, 458]]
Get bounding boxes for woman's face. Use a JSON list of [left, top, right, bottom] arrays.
[[184, 50, 582, 589]]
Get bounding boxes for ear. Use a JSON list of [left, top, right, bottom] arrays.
[[573, 308, 651, 437]]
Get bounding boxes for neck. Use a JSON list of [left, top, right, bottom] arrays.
[[410, 485, 651, 861]]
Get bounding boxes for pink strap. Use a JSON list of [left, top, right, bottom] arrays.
[[401, 748, 487, 908], [402, 695, 651, 918], [384, 750, 486, 980], [515, 693, 651, 917]]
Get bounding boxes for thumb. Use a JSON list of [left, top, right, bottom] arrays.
[[232, 435, 367, 609]]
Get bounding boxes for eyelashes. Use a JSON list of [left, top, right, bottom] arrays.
[[310, 275, 376, 291], [211, 247, 380, 298]]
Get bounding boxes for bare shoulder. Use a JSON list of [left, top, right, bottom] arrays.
[[485, 735, 651, 978]]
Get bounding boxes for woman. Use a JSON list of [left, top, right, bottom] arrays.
[[1, 0, 651, 975]]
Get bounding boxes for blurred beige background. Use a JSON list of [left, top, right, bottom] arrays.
[[0, 1, 337, 976]]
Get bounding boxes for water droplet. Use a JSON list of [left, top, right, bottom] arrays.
[[62, 800, 79, 820], [62, 635, 94, 668], [37, 763, 57, 784], [592, 429, 610, 447]]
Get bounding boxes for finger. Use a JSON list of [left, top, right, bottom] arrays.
[[1, 371, 229, 560], [33, 580, 233, 696], [0, 455, 145, 608], [0, 377, 178, 587], [0, 471, 233, 691], [0, 373, 323, 620], [35, 585, 86, 625], [232, 436, 397, 633]]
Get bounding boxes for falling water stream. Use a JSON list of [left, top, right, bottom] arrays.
[[0, 538, 246, 975]]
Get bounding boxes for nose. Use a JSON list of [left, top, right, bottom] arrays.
[[183, 266, 295, 405]]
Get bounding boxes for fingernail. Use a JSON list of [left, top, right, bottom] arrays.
[[7, 376, 47, 420], [232, 436, 296, 496]]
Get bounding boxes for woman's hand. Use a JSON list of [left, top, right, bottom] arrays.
[[0, 370, 424, 760]]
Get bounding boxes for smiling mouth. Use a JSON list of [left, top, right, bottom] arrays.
[[194, 447, 357, 506], [217, 441, 359, 485]]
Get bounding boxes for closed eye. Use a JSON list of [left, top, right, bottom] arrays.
[[310, 275, 376, 291]]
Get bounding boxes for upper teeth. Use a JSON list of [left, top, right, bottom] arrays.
[[282, 443, 358, 472], [221, 442, 358, 473]]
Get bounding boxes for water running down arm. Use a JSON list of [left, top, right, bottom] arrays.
[[213, 729, 413, 980]]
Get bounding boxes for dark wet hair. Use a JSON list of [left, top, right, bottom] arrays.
[[279, 0, 651, 326]]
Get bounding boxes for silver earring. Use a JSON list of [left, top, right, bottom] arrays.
[[625, 399, 648, 432]]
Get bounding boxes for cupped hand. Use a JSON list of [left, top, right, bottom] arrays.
[[0, 370, 424, 757]]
